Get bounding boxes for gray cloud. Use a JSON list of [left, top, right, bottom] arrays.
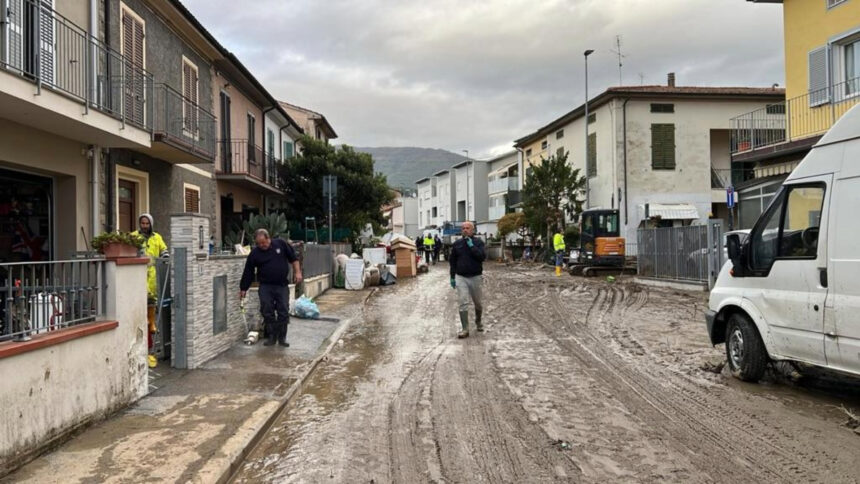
[[184, 0, 784, 157]]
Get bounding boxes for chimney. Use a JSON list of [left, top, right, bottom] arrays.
[[667, 72, 676, 87]]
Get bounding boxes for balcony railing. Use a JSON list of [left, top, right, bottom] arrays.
[[489, 205, 506, 221], [152, 84, 216, 160], [711, 167, 755, 190], [731, 77, 860, 154], [0, 0, 154, 130], [488, 176, 520, 194], [217, 140, 281, 189], [1, 259, 104, 342]]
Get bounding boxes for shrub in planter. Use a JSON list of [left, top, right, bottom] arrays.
[[92, 232, 145, 258]]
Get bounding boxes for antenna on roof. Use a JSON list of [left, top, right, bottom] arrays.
[[610, 35, 625, 86], [638, 72, 645, 86]]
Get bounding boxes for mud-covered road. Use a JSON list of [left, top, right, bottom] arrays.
[[233, 264, 860, 483]]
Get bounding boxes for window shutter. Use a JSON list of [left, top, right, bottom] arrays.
[[651, 124, 676, 170], [7, 0, 23, 69], [587, 132, 597, 177], [38, 0, 55, 84], [809, 46, 830, 106], [191, 65, 198, 133], [184, 188, 199, 213]]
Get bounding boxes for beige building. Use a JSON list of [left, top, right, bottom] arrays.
[[279, 101, 338, 144], [515, 75, 784, 240]]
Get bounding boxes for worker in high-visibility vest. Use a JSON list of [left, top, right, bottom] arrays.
[[423, 234, 436, 265], [553, 230, 566, 277]]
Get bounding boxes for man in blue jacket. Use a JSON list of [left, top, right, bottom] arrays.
[[449, 221, 486, 338], [239, 229, 303, 346]]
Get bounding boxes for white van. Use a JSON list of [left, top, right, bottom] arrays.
[[706, 104, 860, 382]]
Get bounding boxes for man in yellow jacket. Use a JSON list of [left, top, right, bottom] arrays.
[[132, 213, 168, 368], [553, 229, 566, 277]]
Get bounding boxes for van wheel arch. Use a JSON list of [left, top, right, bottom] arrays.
[[712, 305, 748, 345]]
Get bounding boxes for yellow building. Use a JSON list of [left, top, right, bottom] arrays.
[[733, 0, 860, 225]]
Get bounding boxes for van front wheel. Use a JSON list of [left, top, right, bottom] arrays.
[[725, 313, 768, 382]]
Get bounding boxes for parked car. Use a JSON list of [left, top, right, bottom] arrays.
[[705, 104, 860, 382]]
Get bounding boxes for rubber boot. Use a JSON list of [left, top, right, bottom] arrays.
[[278, 322, 290, 347], [458, 311, 469, 338], [475, 309, 484, 332], [555, 266, 562, 277]]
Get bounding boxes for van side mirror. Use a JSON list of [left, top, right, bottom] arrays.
[[726, 234, 743, 274]]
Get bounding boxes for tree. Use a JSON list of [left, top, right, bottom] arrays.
[[276, 136, 394, 241], [522, 151, 587, 248], [497, 212, 525, 261]]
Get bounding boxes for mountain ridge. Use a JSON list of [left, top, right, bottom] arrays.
[[352, 146, 468, 191]]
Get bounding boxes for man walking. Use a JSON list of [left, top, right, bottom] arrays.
[[239, 229, 303, 347], [433, 234, 442, 263], [132, 213, 167, 368], [449, 221, 485, 338], [553, 228, 566, 277], [423, 233, 435, 265]]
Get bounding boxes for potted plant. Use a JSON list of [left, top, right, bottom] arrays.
[[92, 231, 145, 258]]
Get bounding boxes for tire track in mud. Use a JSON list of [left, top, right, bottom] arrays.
[[486, 270, 854, 482]]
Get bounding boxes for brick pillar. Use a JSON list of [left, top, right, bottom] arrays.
[[170, 214, 210, 368]]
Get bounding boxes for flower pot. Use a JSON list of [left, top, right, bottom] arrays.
[[101, 242, 139, 258]]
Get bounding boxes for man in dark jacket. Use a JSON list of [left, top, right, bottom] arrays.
[[449, 221, 486, 338], [239, 229, 303, 346]]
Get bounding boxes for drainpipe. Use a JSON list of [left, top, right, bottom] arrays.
[[622, 98, 630, 229], [90, 146, 100, 239], [106, 150, 114, 232]]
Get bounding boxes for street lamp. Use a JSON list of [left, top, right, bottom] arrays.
[[462, 150, 470, 221], [584, 49, 594, 209]]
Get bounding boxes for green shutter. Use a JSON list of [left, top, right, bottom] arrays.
[[651, 124, 675, 170], [587, 132, 597, 177]]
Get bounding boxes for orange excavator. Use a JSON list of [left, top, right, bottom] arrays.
[[569, 209, 635, 277]]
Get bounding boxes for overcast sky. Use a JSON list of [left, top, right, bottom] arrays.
[[184, 0, 784, 158]]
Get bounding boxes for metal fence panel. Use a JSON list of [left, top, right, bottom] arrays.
[[301, 244, 333, 279], [637, 225, 712, 283]]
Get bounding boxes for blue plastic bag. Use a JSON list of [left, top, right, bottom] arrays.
[[294, 295, 320, 319]]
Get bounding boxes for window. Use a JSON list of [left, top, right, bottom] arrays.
[[556, 147, 565, 159], [525, 148, 532, 157], [184, 184, 200, 213], [651, 123, 676, 170], [432, 207, 437, 217], [556, 129, 564, 139], [120, 3, 145, 125], [541, 140, 548, 150], [587, 113, 596, 124], [267, 129, 275, 158], [844, 39, 860, 96], [247, 114, 256, 162], [283, 141, 294, 159], [182, 57, 199, 136], [750, 184, 825, 273], [650, 103, 675, 113], [586, 132, 597, 177]]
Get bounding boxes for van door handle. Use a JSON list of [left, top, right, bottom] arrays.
[[820, 268, 828, 288]]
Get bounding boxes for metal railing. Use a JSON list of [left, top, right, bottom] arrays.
[[488, 205, 505, 221], [217, 139, 281, 188], [1, 259, 105, 342], [637, 225, 710, 282], [300, 243, 332, 279], [711, 167, 755, 189], [731, 77, 860, 154], [488, 178, 508, 194], [0, 0, 154, 130], [152, 83, 216, 160]]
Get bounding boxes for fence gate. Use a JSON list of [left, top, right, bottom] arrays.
[[637, 222, 724, 287]]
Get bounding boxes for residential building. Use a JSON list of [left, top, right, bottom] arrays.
[[452, 159, 489, 224], [279, 101, 338, 145], [416, 177, 436, 228], [212, 53, 302, 243], [383, 192, 420, 238], [515, 76, 784, 240], [734, 0, 860, 226], [481, 151, 520, 236], [0, 0, 151, 261], [433, 169, 456, 225]]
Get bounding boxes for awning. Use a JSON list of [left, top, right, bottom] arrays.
[[645, 203, 700, 220]]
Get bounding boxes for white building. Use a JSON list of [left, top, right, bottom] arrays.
[[515, 75, 785, 240], [479, 151, 519, 236], [433, 169, 456, 225], [452, 159, 489, 223], [386, 196, 419, 238], [416, 177, 436, 228]]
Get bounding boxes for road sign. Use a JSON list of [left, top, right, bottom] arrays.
[[727, 186, 735, 208]]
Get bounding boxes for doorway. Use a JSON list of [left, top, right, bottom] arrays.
[[118, 179, 137, 232]]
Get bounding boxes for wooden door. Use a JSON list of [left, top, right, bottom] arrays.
[[118, 179, 136, 232]]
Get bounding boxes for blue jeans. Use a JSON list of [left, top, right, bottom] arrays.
[[555, 250, 565, 267], [259, 284, 289, 341]]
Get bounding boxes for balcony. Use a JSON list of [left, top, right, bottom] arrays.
[[0, 0, 152, 147], [488, 176, 520, 195], [731, 77, 860, 160], [216, 140, 283, 194], [711, 167, 755, 203], [489, 205, 506, 221], [147, 84, 217, 163]]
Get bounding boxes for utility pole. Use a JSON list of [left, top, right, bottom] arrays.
[[584, 49, 594, 209]]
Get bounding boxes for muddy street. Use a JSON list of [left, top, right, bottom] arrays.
[[233, 264, 860, 483]]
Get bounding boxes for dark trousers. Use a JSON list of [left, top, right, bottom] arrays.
[[259, 284, 289, 341]]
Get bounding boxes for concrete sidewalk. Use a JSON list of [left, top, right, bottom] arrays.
[[3, 289, 370, 484]]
